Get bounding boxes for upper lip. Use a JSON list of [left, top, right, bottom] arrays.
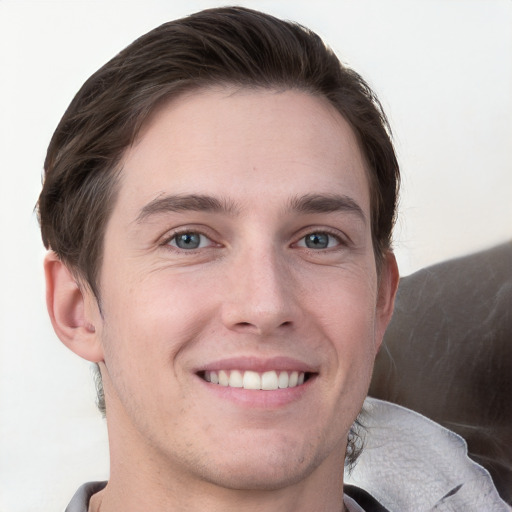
[[195, 356, 319, 374]]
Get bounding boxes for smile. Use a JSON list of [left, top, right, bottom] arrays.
[[201, 370, 308, 390]]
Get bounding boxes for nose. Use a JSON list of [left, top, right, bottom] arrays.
[[220, 248, 299, 336]]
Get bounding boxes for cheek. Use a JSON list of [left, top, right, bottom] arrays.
[[314, 267, 378, 382], [306, 261, 378, 335], [99, 270, 217, 372]]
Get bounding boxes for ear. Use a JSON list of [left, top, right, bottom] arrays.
[[44, 251, 104, 362], [374, 251, 400, 353]]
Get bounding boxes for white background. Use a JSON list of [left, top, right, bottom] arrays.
[[0, 1, 511, 510]]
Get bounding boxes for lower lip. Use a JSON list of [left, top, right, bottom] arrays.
[[197, 375, 315, 408]]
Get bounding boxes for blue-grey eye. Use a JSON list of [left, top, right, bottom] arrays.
[[300, 232, 339, 249], [172, 232, 203, 249], [305, 233, 329, 249]]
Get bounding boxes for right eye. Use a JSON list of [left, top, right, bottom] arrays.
[[295, 231, 342, 250], [167, 232, 212, 250]]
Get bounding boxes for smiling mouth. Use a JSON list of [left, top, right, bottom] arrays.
[[198, 370, 313, 390]]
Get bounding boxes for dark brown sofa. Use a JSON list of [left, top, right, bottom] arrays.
[[370, 241, 512, 504]]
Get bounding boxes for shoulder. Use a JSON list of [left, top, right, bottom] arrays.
[[345, 398, 509, 511], [344, 485, 390, 511], [65, 481, 107, 512]]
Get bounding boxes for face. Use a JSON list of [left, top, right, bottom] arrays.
[[86, 88, 396, 492]]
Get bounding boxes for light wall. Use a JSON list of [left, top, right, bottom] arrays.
[[0, 1, 510, 510]]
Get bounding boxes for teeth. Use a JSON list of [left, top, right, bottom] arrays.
[[261, 371, 278, 390], [219, 370, 229, 386], [278, 371, 289, 388], [243, 370, 261, 390], [229, 370, 243, 388], [204, 370, 306, 390]]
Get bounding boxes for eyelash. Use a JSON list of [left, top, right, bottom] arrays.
[[294, 229, 346, 250], [161, 229, 218, 252]]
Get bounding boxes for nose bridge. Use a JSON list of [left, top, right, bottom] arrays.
[[221, 240, 297, 334]]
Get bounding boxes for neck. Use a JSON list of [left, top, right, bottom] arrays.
[[98, 469, 346, 512]]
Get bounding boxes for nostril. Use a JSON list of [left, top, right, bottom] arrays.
[[233, 322, 254, 330]]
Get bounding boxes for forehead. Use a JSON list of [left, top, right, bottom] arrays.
[[118, 87, 370, 216]]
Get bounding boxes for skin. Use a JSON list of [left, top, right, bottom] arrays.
[[45, 87, 398, 512]]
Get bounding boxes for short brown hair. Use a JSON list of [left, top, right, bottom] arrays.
[[38, 6, 399, 299]]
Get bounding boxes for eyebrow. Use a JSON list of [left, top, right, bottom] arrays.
[[136, 192, 366, 224], [136, 194, 239, 223], [288, 193, 366, 223]]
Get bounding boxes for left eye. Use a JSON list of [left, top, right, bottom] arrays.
[[168, 232, 211, 250], [297, 232, 340, 249]]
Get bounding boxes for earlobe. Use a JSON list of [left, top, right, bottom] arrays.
[[375, 251, 400, 351], [44, 251, 104, 362]]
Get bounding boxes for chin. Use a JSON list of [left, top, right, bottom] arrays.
[[204, 460, 316, 492], [195, 432, 330, 492]]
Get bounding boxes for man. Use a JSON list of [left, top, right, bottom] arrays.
[[37, 7, 506, 511]]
